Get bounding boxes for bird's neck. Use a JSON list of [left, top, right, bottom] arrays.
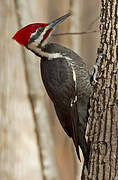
[[27, 42, 72, 61]]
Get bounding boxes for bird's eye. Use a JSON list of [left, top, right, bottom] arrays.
[[28, 26, 45, 45], [38, 27, 44, 32]]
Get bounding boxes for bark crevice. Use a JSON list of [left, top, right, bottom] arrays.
[[82, 0, 118, 179]]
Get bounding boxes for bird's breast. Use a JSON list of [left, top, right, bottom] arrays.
[[40, 58, 76, 105]]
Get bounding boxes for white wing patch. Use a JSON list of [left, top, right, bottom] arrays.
[[70, 67, 78, 107], [70, 95, 77, 107], [72, 67, 77, 88]]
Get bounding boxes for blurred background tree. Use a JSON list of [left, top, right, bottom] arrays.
[[0, 0, 100, 179]]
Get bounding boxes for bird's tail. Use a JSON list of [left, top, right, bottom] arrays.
[[71, 102, 81, 161], [78, 130, 89, 167], [77, 99, 90, 166]]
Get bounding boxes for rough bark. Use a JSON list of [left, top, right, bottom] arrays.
[[83, 0, 118, 179]]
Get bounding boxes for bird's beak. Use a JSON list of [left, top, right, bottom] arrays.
[[45, 12, 71, 30]]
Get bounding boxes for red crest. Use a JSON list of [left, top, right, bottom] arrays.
[[12, 23, 48, 46]]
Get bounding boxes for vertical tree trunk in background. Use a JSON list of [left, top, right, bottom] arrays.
[[70, 1, 84, 180], [0, 0, 43, 180], [83, 0, 118, 179], [14, 0, 60, 179], [0, 0, 60, 179]]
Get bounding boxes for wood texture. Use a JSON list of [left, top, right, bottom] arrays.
[[0, 0, 43, 179], [0, 0, 100, 179], [83, 0, 118, 179]]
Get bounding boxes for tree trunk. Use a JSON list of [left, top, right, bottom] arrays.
[[0, 0, 60, 179], [70, 1, 84, 179], [83, 0, 118, 179], [0, 0, 43, 179]]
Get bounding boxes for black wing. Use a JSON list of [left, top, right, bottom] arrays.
[[40, 57, 81, 160]]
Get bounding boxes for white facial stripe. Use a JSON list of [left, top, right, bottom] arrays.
[[28, 44, 72, 61], [29, 27, 48, 47], [30, 28, 38, 39], [41, 49, 71, 60], [41, 30, 53, 47], [35, 28, 47, 45]]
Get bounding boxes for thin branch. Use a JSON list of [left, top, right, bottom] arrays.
[[88, 16, 100, 30], [53, 30, 98, 37]]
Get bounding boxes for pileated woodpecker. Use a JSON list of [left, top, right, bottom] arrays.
[[13, 13, 92, 164]]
